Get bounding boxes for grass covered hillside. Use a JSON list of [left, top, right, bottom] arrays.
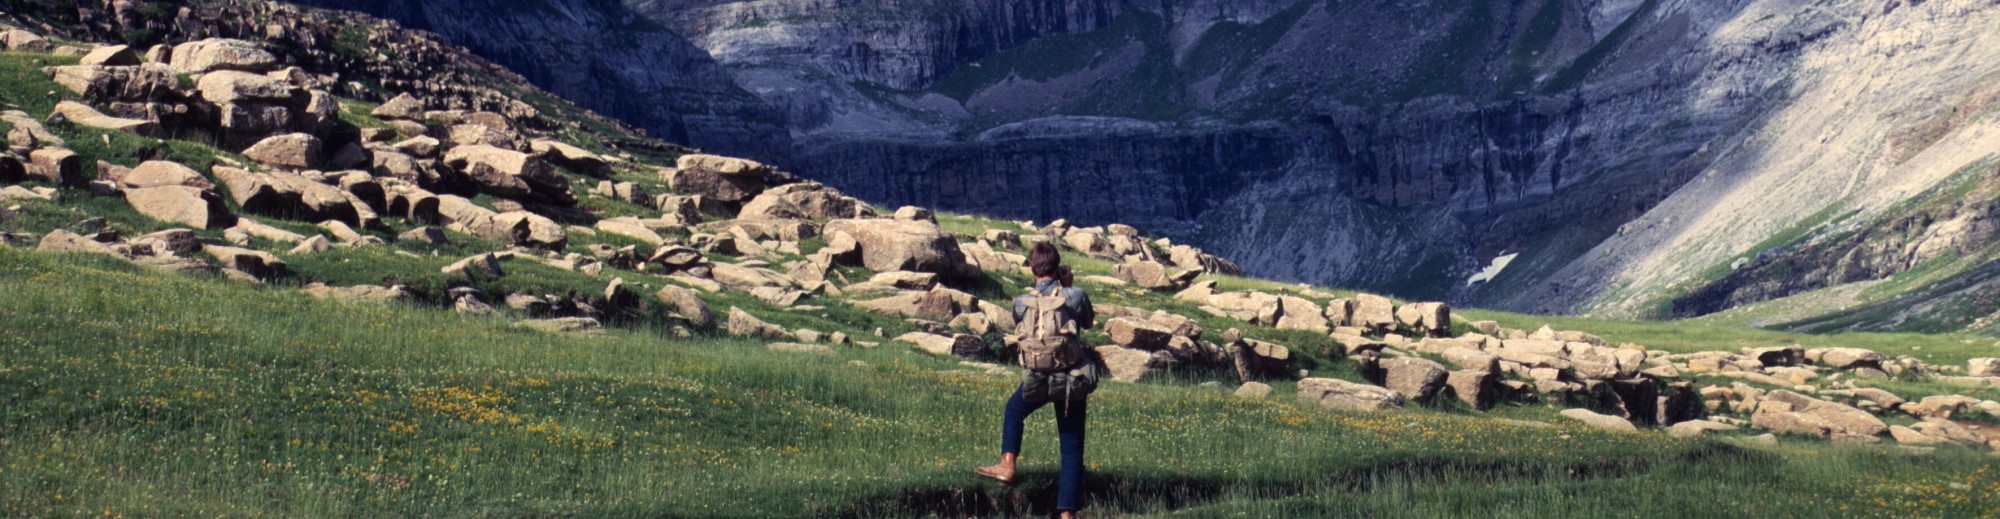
[[4, 249, 1999, 518], [1, 4, 1999, 519]]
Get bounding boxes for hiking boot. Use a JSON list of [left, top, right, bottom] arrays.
[[972, 464, 1015, 484]]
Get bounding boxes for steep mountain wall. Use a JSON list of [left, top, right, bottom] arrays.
[[291, 0, 793, 161]]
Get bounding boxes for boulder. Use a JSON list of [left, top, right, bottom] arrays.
[[655, 285, 714, 326], [1559, 409, 1637, 432], [516, 317, 602, 334], [1751, 390, 1888, 441], [1096, 345, 1156, 382], [595, 217, 666, 246], [1812, 348, 1886, 370], [1274, 295, 1329, 333], [194, 70, 294, 105], [211, 167, 364, 226], [1668, 419, 1739, 438], [664, 155, 770, 202], [47, 64, 177, 102], [1234, 382, 1273, 399], [28, 148, 83, 186], [491, 212, 567, 249], [1444, 370, 1494, 409], [2, 29, 50, 51], [1106, 317, 1174, 350], [1440, 347, 1499, 373], [1376, 357, 1449, 401], [1297, 378, 1404, 411], [822, 218, 973, 278], [531, 139, 608, 173], [898, 332, 984, 358], [120, 161, 214, 190], [737, 182, 871, 221], [448, 124, 524, 150], [371, 93, 425, 120], [37, 229, 122, 256], [726, 307, 789, 339], [1351, 294, 1396, 332], [1112, 259, 1191, 291], [242, 133, 322, 169], [1395, 302, 1452, 337], [441, 253, 503, 277], [78, 44, 141, 66], [302, 283, 411, 304], [203, 245, 288, 279], [392, 136, 441, 158], [50, 101, 161, 137], [126, 186, 230, 229], [1968, 358, 2000, 377], [1889, 425, 1949, 446], [445, 145, 567, 202], [169, 39, 277, 74]]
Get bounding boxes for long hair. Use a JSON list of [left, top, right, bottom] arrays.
[[1027, 242, 1062, 278]]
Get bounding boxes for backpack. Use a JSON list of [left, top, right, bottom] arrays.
[[1012, 285, 1084, 372], [1020, 355, 1103, 406]]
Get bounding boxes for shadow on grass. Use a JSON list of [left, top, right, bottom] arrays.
[[839, 442, 1769, 518]]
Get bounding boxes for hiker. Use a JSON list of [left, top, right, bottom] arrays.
[[976, 242, 1099, 518]]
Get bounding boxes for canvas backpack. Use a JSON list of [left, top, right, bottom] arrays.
[[1012, 285, 1084, 372]]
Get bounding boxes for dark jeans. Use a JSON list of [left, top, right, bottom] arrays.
[[1000, 387, 1087, 511]]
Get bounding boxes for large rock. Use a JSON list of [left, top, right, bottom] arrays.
[[492, 211, 567, 249], [1812, 348, 1886, 370], [1112, 259, 1193, 291], [1351, 293, 1396, 332], [1274, 295, 1329, 333], [1394, 302, 1452, 337], [242, 133, 322, 169], [194, 70, 294, 105], [1559, 409, 1637, 432], [726, 307, 789, 339], [1096, 345, 1158, 382], [656, 285, 714, 327], [1106, 317, 1174, 350], [169, 39, 277, 74], [120, 161, 213, 190], [1967, 358, 2000, 377], [736, 182, 871, 220], [212, 167, 363, 226], [445, 145, 568, 202], [1751, 390, 1889, 441], [664, 154, 771, 202], [822, 218, 973, 278], [371, 93, 425, 120], [127, 186, 230, 229], [203, 245, 288, 279], [2, 29, 50, 52], [1297, 378, 1404, 411], [1376, 357, 1449, 401], [899, 332, 984, 358], [28, 148, 83, 186], [50, 101, 161, 137], [531, 140, 608, 173], [47, 63, 177, 101], [1444, 370, 1494, 409]]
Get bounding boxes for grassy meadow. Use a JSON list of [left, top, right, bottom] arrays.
[[2, 247, 1999, 518]]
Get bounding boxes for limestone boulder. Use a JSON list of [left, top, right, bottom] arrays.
[[169, 39, 277, 74], [1297, 378, 1404, 411], [1559, 409, 1637, 432], [1351, 294, 1397, 332], [371, 93, 425, 120], [1395, 302, 1452, 337], [48, 63, 177, 102], [120, 161, 213, 190], [1106, 317, 1174, 350], [1811, 348, 1886, 370], [491, 211, 566, 249], [655, 285, 714, 327], [203, 244, 288, 279], [1968, 358, 2000, 377], [1751, 390, 1888, 441], [1096, 345, 1156, 382], [127, 185, 230, 229], [242, 133, 322, 169], [445, 145, 569, 203], [50, 101, 161, 137], [194, 70, 294, 105], [1444, 370, 1494, 409], [822, 218, 974, 278], [664, 154, 771, 202], [530, 140, 608, 173], [28, 148, 83, 186], [1376, 357, 1449, 401], [726, 307, 790, 339], [737, 182, 871, 221]]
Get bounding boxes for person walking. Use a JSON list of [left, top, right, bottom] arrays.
[[975, 242, 1098, 519]]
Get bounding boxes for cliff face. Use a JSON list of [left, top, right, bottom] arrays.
[[284, 0, 2000, 325], [292, 0, 793, 161]]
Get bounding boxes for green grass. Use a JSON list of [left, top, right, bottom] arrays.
[[5, 248, 1997, 517]]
